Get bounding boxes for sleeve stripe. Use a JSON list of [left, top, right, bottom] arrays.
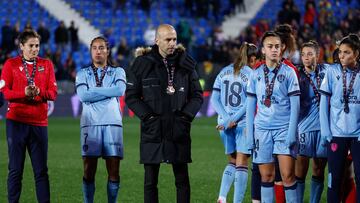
[[76, 83, 88, 89], [115, 79, 126, 84], [246, 92, 256, 97], [319, 89, 331, 96], [212, 88, 220, 91], [288, 90, 301, 96]]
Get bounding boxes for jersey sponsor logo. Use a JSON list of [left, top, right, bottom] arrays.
[[341, 95, 360, 104], [38, 66, 45, 72], [277, 74, 285, 83], [260, 95, 279, 105]]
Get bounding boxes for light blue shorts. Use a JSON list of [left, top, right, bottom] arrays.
[[81, 125, 124, 158], [220, 125, 250, 155], [298, 130, 327, 158], [253, 128, 297, 164]]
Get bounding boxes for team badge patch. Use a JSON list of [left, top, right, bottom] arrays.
[[319, 72, 325, 79], [330, 143, 338, 152], [19, 66, 23, 71], [38, 66, 45, 72], [336, 75, 340, 80], [277, 74, 285, 83], [257, 76, 261, 81]]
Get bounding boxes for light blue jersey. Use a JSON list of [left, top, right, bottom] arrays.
[[212, 64, 252, 127], [298, 64, 328, 134], [76, 66, 126, 127], [319, 63, 360, 137], [247, 63, 300, 129]]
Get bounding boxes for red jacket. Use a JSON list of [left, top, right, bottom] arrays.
[[1, 56, 57, 126]]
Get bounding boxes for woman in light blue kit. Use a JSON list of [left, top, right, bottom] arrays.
[[319, 33, 360, 203], [75, 36, 126, 203], [246, 31, 300, 203], [211, 42, 258, 203]]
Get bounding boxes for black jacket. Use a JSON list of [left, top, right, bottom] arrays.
[[125, 45, 203, 164]]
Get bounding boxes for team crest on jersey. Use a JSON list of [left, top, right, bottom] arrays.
[[336, 75, 340, 80], [277, 74, 285, 83], [107, 70, 113, 76], [331, 143, 338, 152], [319, 72, 325, 79], [257, 76, 261, 81], [19, 66, 23, 71]]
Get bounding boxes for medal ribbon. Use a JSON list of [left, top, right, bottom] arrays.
[[22, 57, 37, 85], [163, 58, 175, 87], [263, 63, 281, 101], [342, 64, 359, 112], [301, 65, 321, 105], [92, 65, 108, 87]]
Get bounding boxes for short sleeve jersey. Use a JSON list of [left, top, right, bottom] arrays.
[[247, 63, 300, 129], [298, 64, 328, 133], [319, 63, 360, 137]]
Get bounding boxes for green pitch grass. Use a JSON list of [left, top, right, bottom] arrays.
[[0, 117, 326, 202]]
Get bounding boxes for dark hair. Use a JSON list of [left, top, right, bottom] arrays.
[[301, 40, 320, 55], [90, 36, 113, 66], [261, 31, 281, 46], [274, 24, 296, 55], [17, 29, 41, 45], [339, 34, 360, 60], [234, 42, 258, 75]]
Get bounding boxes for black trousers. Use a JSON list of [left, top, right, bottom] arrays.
[[6, 119, 50, 203], [327, 137, 360, 203], [144, 163, 190, 203]]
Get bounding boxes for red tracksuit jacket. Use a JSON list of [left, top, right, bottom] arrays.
[[1, 56, 57, 126]]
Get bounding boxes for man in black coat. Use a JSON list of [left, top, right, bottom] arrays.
[[125, 24, 203, 203]]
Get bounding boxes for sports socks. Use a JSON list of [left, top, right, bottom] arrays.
[[107, 179, 120, 203], [310, 175, 324, 203], [233, 166, 248, 203], [261, 181, 274, 203], [296, 176, 305, 203], [83, 177, 95, 203], [284, 181, 298, 203], [218, 163, 236, 201], [274, 183, 285, 203]]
